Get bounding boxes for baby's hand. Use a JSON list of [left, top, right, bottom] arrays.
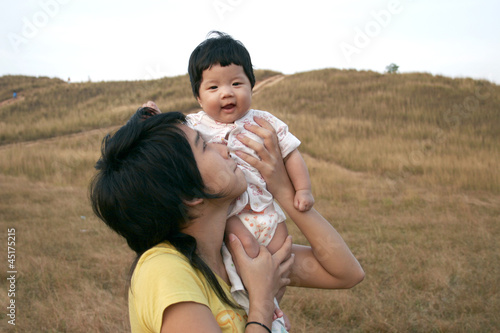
[[294, 189, 314, 212]]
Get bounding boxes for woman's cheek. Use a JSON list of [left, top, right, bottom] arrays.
[[202, 168, 232, 194]]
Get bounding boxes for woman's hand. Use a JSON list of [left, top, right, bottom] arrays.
[[235, 117, 295, 204], [142, 100, 162, 114], [227, 233, 294, 320]]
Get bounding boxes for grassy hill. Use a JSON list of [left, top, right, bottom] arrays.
[[0, 69, 498, 332]]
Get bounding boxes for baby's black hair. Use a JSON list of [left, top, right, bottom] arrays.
[[188, 31, 255, 98]]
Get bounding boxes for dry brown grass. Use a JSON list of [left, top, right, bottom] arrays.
[[0, 70, 499, 332], [0, 174, 132, 332]]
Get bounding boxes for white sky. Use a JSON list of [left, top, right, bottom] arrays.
[[1, 0, 499, 84]]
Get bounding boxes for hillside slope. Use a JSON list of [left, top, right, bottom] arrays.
[[1, 69, 499, 192]]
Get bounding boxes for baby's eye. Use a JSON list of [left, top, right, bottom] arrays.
[[232, 82, 241, 86], [209, 85, 218, 90]]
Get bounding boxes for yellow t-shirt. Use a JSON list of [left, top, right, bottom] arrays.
[[129, 242, 247, 332]]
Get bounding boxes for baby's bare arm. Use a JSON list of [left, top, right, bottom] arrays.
[[284, 149, 315, 211]]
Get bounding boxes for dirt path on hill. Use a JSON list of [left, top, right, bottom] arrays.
[[0, 96, 25, 108], [253, 75, 285, 95]]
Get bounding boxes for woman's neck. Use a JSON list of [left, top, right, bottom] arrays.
[[182, 200, 231, 282]]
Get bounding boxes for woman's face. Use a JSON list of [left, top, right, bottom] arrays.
[[181, 125, 247, 198]]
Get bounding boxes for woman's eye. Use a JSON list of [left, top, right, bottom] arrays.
[[203, 141, 207, 150]]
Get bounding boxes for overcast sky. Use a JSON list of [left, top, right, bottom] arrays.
[[1, 0, 499, 84]]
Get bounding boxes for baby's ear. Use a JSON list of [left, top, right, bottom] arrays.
[[183, 198, 204, 207]]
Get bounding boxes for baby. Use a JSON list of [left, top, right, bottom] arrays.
[[186, 31, 314, 259]]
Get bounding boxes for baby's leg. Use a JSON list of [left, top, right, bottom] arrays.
[[225, 216, 260, 258], [266, 222, 289, 255]]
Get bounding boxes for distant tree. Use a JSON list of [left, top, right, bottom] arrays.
[[386, 63, 399, 74]]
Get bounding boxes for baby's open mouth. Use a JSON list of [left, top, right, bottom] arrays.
[[222, 103, 235, 110]]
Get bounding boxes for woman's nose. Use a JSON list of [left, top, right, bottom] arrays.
[[213, 143, 230, 158]]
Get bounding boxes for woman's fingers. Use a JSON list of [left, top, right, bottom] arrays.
[[236, 135, 270, 160], [228, 233, 292, 295], [253, 117, 281, 153], [141, 101, 162, 114], [235, 137, 268, 175], [227, 233, 246, 265], [273, 235, 293, 263], [280, 254, 294, 283], [242, 117, 281, 158], [235, 130, 276, 180], [273, 236, 294, 286], [235, 117, 295, 203]]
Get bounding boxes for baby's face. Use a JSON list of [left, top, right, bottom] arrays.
[[197, 63, 252, 123]]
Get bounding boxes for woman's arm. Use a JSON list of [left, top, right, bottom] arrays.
[[161, 301, 280, 333], [235, 117, 365, 289], [161, 302, 222, 332]]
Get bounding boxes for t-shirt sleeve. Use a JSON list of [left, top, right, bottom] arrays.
[[185, 112, 198, 128], [253, 110, 301, 158], [130, 252, 210, 332]]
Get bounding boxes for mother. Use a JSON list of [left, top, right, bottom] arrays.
[[90, 109, 364, 332]]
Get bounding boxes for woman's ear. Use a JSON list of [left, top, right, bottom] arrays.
[[184, 198, 204, 207]]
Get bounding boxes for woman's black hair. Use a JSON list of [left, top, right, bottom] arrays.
[[188, 31, 256, 98], [89, 109, 239, 308]]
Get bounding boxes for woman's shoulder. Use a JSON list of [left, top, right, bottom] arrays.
[[242, 109, 284, 126], [246, 109, 272, 118], [140, 241, 182, 258], [129, 243, 216, 332], [130, 242, 211, 303], [135, 242, 191, 274]]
